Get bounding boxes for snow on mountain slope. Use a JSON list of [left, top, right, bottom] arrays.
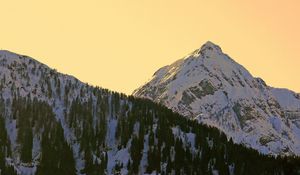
[[2, 49, 257, 175], [0, 50, 131, 174], [271, 88, 300, 111], [0, 50, 91, 174], [2, 49, 300, 175], [133, 41, 300, 156]]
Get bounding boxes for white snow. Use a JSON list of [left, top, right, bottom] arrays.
[[133, 41, 300, 156]]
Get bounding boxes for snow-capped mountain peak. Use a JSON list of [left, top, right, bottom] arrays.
[[199, 41, 223, 55], [133, 41, 300, 156], [1, 48, 300, 174]]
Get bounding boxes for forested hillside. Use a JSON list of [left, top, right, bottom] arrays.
[[0, 50, 300, 175], [1, 93, 300, 174]]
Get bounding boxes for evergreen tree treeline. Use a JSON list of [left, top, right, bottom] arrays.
[[0, 87, 300, 175]]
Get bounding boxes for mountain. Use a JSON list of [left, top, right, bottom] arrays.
[[0, 50, 300, 175], [133, 41, 300, 156]]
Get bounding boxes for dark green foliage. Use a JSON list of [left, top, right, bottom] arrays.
[[0, 111, 17, 175], [20, 128, 33, 163], [81, 148, 99, 175], [125, 97, 300, 175], [12, 98, 34, 163], [146, 145, 161, 173], [130, 136, 144, 174], [10, 97, 76, 175], [1, 85, 300, 175], [36, 123, 76, 175]]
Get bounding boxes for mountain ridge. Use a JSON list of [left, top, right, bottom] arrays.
[[133, 41, 300, 156], [1, 48, 300, 175]]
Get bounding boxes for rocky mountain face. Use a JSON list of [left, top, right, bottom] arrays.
[[0, 50, 300, 175], [133, 41, 300, 156]]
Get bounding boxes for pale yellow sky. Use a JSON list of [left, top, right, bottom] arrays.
[[0, 0, 299, 94]]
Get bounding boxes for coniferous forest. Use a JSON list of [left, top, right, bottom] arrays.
[[0, 54, 300, 174], [0, 90, 300, 174], [2, 0, 300, 174]]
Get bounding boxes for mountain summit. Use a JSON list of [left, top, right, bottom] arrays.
[[1, 49, 300, 174], [199, 41, 223, 54], [133, 41, 300, 156]]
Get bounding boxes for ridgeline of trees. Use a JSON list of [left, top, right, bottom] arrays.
[[0, 86, 300, 175]]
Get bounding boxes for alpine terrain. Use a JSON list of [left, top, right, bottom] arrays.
[[0, 50, 300, 175], [133, 41, 300, 156]]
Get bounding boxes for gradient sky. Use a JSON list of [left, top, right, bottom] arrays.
[[0, 0, 299, 94]]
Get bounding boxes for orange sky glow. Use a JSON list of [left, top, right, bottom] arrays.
[[0, 0, 299, 94]]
